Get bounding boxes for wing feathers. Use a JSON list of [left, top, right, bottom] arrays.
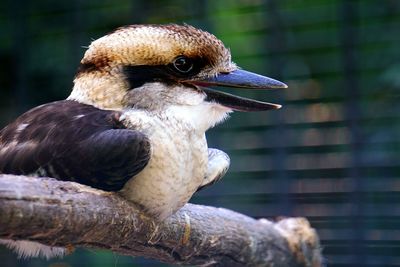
[[0, 100, 151, 191]]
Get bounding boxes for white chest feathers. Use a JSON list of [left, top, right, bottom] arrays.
[[119, 108, 210, 220]]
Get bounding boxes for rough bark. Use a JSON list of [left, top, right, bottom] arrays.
[[0, 174, 323, 266]]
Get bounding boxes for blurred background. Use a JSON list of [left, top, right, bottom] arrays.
[[0, 0, 399, 266]]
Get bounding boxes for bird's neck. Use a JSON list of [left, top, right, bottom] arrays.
[[69, 74, 231, 132], [68, 73, 128, 110]]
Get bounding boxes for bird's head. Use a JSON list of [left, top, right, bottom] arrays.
[[69, 24, 286, 130]]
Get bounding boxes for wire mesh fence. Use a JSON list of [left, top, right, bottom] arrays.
[[0, 0, 399, 266]]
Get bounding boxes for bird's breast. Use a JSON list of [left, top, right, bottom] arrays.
[[120, 110, 208, 220]]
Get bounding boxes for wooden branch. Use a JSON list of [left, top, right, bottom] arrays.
[[0, 175, 323, 266]]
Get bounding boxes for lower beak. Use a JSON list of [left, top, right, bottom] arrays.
[[190, 69, 287, 112]]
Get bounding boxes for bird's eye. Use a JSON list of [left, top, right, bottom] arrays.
[[172, 56, 194, 74]]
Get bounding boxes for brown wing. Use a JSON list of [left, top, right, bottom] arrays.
[[0, 100, 151, 191]]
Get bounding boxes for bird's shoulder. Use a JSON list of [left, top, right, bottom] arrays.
[[0, 100, 124, 143]]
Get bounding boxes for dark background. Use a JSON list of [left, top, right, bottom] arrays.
[[0, 0, 399, 266]]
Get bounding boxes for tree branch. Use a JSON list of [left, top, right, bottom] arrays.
[[0, 175, 323, 266]]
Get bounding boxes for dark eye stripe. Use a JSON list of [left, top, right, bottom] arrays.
[[122, 65, 176, 89], [77, 56, 210, 90], [123, 56, 208, 90]]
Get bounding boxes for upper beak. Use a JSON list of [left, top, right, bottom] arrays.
[[203, 69, 287, 89], [190, 69, 287, 112]]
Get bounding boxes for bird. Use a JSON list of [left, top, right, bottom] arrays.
[[0, 24, 287, 259]]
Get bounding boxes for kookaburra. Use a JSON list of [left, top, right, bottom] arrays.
[[0, 24, 286, 258]]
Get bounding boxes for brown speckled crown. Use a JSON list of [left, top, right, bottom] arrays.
[[79, 24, 236, 78]]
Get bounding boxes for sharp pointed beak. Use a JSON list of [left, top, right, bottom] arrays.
[[189, 69, 287, 112]]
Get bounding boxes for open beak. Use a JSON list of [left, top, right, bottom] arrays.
[[190, 69, 287, 112]]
